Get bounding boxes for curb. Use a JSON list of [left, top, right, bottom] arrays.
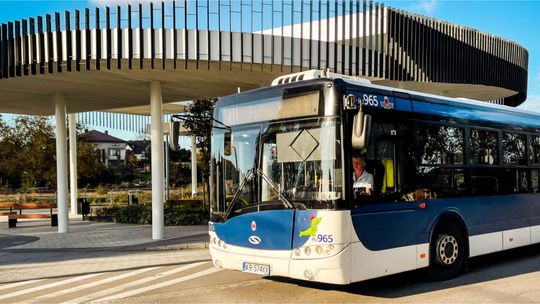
[[142, 242, 210, 251], [3, 242, 210, 253]]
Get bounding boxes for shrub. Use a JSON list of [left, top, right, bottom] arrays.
[[88, 197, 107, 205], [96, 184, 107, 195], [110, 204, 151, 224], [111, 203, 208, 225], [137, 191, 152, 203], [93, 205, 121, 217], [164, 205, 207, 226], [108, 191, 128, 205]]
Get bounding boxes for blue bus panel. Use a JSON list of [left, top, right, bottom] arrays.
[[352, 194, 540, 251], [213, 210, 295, 250]]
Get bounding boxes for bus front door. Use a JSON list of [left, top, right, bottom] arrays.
[[350, 136, 420, 279]]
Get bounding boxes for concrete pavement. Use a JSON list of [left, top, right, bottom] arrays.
[[0, 214, 209, 252]]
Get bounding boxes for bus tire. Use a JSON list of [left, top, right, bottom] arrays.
[[427, 222, 466, 281]]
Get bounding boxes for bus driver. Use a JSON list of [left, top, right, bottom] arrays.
[[352, 153, 374, 196]]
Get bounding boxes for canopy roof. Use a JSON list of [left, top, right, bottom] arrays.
[[0, 1, 528, 116]]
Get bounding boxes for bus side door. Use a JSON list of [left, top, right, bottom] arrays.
[[350, 128, 420, 279]]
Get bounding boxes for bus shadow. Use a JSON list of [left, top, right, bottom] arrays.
[[0, 234, 39, 249], [271, 243, 540, 298]]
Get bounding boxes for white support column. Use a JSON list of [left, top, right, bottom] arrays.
[[164, 136, 169, 201], [191, 135, 198, 196], [150, 81, 164, 240], [69, 114, 78, 215], [55, 94, 69, 233]]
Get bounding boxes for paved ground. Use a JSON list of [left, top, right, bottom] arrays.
[[0, 214, 208, 252], [1, 243, 539, 303], [1, 216, 540, 303]]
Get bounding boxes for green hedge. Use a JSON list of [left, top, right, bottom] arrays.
[[108, 204, 208, 225]]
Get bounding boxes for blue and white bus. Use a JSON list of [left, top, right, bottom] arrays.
[[207, 70, 540, 284]]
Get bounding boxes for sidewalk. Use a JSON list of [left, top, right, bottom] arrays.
[[0, 214, 209, 252]]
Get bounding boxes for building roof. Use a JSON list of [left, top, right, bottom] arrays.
[[0, 2, 529, 117], [82, 130, 126, 144], [127, 140, 151, 154]]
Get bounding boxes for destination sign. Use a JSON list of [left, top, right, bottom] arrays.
[[343, 92, 396, 110], [218, 91, 320, 126]]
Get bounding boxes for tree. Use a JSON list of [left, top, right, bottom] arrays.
[[183, 98, 216, 175], [76, 138, 106, 187], [76, 127, 136, 187], [0, 115, 137, 189], [169, 162, 192, 186], [169, 148, 191, 163], [0, 115, 56, 189], [0, 115, 17, 189]]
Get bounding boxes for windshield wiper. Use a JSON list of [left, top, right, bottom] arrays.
[[224, 168, 254, 220], [255, 168, 295, 210], [224, 167, 295, 220]]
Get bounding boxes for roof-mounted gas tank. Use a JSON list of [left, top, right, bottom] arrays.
[[271, 69, 372, 86]]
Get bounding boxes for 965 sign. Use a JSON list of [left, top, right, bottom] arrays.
[[362, 94, 380, 106], [344, 93, 395, 110]]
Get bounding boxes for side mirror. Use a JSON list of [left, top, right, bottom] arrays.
[[351, 110, 371, 149], [169, 121, 181, 151], [224, 130, 232, 156]]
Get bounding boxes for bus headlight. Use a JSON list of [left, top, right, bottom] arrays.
[[292, 243, 346, 259], [326, 244, 335, 255]]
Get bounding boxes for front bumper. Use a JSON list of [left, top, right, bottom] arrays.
[[209, 233, 351, 285]]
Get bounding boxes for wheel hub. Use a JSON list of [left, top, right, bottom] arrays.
[[436, 234, 459, 265]]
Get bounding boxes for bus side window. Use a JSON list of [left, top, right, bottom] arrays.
[[380, 159, 395, 194], [354, 117, 416, 203], [532, 169, 539, 193], [362, 157, 384, 194], [472, 175, 499, 195]]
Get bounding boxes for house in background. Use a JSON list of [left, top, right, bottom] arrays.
[[126, 140, 151, 172], [82, 130, 128, 167]]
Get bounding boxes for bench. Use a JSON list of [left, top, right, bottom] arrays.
[[0, 202, 58, 228]]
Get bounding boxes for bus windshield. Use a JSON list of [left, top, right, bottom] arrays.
[[211, 117, 343, 218], [260, 117, 342, 206]]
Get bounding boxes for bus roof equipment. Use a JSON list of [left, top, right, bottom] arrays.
[[271, 69, 372, 86]]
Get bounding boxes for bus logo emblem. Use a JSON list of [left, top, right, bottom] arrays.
[[251, 221, 257, 231], [382, 96, 394, 110], [248, 235, 261, 245], [299, 216, 322, 237]]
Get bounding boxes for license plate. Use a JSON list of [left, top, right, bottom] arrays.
[[242, 262, 270, 276]]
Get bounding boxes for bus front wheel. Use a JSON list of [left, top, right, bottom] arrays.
[[428, 222, 466, 281]]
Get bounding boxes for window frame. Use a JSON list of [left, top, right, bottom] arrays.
[[415, 121, 466, 167], [501, 131, 528, 167]]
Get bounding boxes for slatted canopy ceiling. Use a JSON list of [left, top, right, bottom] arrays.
[[0, 0, 529, 116], [0, 68, 275, 115]]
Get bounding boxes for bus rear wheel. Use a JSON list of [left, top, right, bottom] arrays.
[[428, 222, 466, 281]]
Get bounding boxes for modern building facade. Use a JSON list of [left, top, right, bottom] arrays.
[[0, 0, 528, 117]]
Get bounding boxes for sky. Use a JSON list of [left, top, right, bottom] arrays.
[[0, 0, 539, 138]]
